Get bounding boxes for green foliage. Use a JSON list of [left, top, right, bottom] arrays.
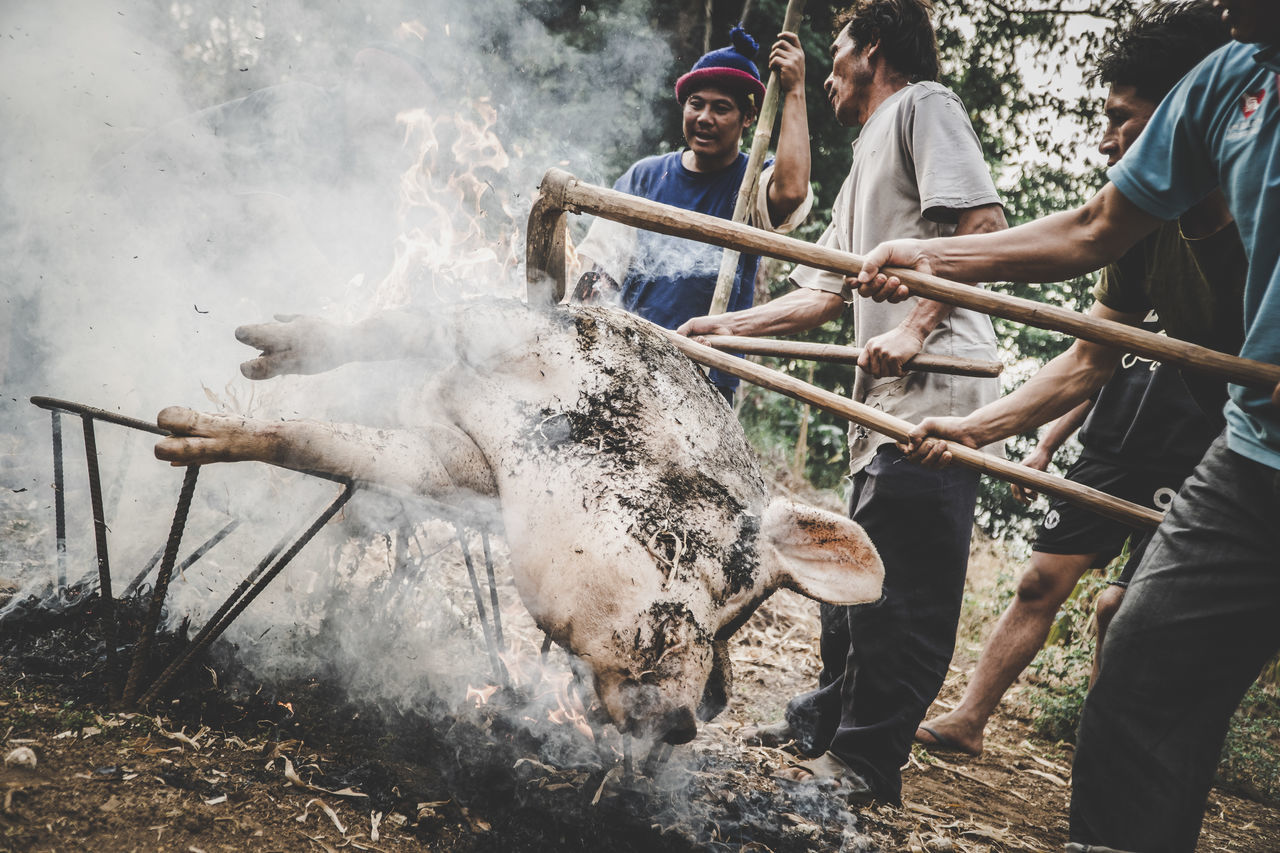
[[1218, 681, 1280, 806], [1026, 644, 1092, 743], [1024, 564, 1110, 742]]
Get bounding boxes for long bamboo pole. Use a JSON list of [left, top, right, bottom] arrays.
[[699, 334, 1003, 377], [659, 329, 1164, 529], [709, 0, 808, 315], [536, 168, 1280, 393]]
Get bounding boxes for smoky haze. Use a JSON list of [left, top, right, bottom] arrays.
[[0, 0, 673, 708]]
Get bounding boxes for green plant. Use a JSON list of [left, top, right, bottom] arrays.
[[1023, 549, 1121, 741], [1217, 679, 1280, 806]]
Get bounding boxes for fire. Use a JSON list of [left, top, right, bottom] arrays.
[[476, 644, 598, 742], [543, 671, 595, 742], [371, 98, 524, 312], [466, 683, 499, 706]]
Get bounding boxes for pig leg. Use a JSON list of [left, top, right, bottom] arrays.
[[235, 306, 537, 380], [234, 312, 452, 379], [155, 406, 497, 502]]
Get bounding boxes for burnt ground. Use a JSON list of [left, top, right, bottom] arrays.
[[2, 487, 1280, 852]]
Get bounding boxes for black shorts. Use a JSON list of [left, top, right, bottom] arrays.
[[1032, 456, 1182, 579]]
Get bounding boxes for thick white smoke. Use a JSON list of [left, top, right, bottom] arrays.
[[0, 0, 673, 707]]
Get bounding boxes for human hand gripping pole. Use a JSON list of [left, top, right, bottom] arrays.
[[659, 324, 1163, 529], [530, 168, 1280, 393]]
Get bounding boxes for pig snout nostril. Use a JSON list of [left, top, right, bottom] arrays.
[[659, 707, 698, 745]]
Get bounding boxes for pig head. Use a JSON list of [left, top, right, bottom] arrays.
[[155, 300, 883, 744]]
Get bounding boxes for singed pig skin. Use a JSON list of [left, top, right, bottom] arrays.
[[156, 301, 884, 744]]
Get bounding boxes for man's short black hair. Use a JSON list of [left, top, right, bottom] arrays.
[[834, 0, 940, 83], [1094, 0, 1232, 103]]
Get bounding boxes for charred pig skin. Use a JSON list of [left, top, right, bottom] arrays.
[[155, 301, 883, 744]]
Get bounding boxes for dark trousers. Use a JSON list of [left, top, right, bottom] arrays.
[[1070, 434, 1280, 852], [784, 445, 980, 802]]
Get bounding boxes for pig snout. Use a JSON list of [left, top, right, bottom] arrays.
[[657, 707, 698, 745], [603, 679, 701, 744]]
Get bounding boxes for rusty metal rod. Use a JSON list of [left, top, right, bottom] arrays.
[[642, 741, 674, 777], [622, 735, 634, 783], [81, 415, 115, 636], [121, 518, 242, 600], [536, 169, 1280, 392], [32, 396, 167, 435], [698, 335, 1004, 377], [51, 411, 67, 587], [456, 524, 507, 688], [482, 530, 504, 650], [662, 328, 1164, 529], [122, 544, 166, 600], [124, 465, 200, 706], [137, 483, 355, 707]]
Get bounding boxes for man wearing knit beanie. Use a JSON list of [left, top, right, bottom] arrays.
[[573, 25, 813, 402]]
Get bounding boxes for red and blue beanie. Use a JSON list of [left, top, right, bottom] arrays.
[[675, 25, 767, 108]]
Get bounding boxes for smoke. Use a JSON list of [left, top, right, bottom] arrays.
[[0, 0, 673, 709]]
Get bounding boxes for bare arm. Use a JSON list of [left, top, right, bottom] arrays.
[[858, 202, 1008, 376], [902, 301, 1145, 465], [856, 183, 1162, 300], [677, 286, 844, 338], [764, 32, 811, 226], [1009, 398, 1092, 504], [1033, 398, 1094, 459]]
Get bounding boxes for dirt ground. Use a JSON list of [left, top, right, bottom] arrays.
[[2, 482, 1279, 852]]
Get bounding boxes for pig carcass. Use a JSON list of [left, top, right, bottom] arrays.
[[154, 300, 883, 744]]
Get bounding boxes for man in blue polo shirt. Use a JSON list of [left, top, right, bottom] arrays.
[[573, 26, 813, 401], [854, 0, 1280, 847]]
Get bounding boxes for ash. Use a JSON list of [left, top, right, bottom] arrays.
[[0, 515, 871, 852]]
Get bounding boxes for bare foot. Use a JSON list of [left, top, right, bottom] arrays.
[[914, 712, 983, 756]]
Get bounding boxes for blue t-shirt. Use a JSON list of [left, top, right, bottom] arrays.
[[614, 151, 763, 390], [1109, 42, 1280, 471]]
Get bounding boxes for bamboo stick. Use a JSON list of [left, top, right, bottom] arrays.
[[698, 334, 1004, 377], [709, 0, 808, 315], [659, 328, 1164, 529], [537, 168, 1280, 393]]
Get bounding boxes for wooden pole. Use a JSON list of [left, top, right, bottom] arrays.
[[708, 0, 808, 315], [537, 168, 1280, 393], [699, 334, 1004, 377], [660, 328, 1164, 529]]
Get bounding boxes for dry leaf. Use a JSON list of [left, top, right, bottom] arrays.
[[1020, 767, 1067, 787], [282, 757, 368, 798]]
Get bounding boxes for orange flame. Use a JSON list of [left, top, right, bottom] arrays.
[[372, 98, 523, 312], [466, 683, 500, 706]]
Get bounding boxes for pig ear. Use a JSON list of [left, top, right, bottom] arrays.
[[759, 499, 884, 605]]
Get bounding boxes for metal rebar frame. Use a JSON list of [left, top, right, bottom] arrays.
[[28, 396, 510, 710], [136, 482, 356, 707]]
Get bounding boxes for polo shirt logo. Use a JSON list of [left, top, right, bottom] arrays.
[[1242, 88, 1266, 118]]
